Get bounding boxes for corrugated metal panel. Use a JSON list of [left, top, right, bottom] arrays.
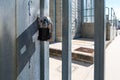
[[71, 0, 76, 38], [50, 0, 82, 41], [76, 0, 82, 38], [66, 0, 82, 39]]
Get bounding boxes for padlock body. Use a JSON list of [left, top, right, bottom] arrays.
[[38, 28, 51, 41]]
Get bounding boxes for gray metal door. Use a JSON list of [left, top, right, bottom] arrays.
[[16, 0, 40, 80], [0, 0, 16, 80], [0, 0, 41, 80]]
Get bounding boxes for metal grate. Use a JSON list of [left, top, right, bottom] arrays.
[[75, 47, 94, 53]]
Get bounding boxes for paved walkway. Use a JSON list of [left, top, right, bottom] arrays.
[[50, 57, 94, 80], [50, 30, 120, 80], [105, 32, 120, 80]]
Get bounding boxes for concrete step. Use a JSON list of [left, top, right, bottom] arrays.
[[49, 40, 94, 63], [50, 48, 94, 63]]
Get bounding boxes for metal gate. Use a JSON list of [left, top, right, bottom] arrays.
[[0, 0, 105, 80]]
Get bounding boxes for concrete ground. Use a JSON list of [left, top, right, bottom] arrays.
[[50, 30, 120, 80], [50, 57, 94, 80], [105, 30, 120, 80]]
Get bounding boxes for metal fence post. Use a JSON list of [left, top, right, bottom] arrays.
[[94, 0, 106, 80], [62, 0, 72, 80], [40, 0, 49, 80]]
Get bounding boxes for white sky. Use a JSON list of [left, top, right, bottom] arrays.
[[106, 0, 120, 20]]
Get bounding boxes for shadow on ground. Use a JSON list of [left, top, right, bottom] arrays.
[[50, 56, 93, 67]]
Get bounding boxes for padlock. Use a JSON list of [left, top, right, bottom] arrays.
[[37, 16, 52, 41]]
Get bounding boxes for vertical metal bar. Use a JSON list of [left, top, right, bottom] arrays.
[[40, 0, 44, 16], [94, 0, 105, 80], [86, 0, 87, 22], [40, 42, 49, 80], [40, 0, 49, 80], [91, 0, 92, 22], [62, 0, 72, 80], [54, 0, 56, 42], [111, 8, 113, 25], [108, 8, 109, 19], [110, 8, 113, 40], [81, 0, 84, 23]]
